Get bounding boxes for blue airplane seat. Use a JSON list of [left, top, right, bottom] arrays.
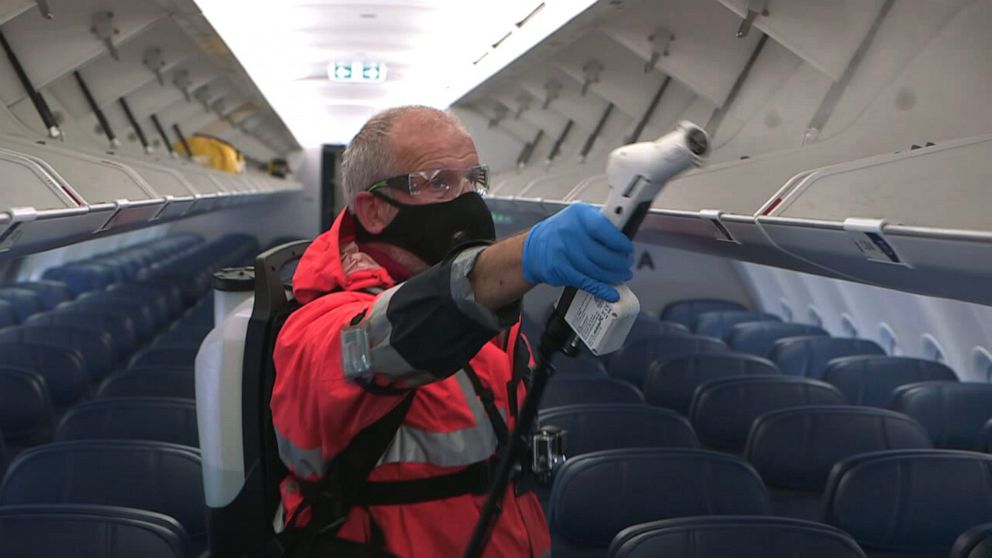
[[744, 406, 932, 520], [11, 280, 73, 309], [0, 367, 54, 451], [79, 291, 169, 329], [693, 310, 782, 340], [57, 398, 198, 447], [660, 299, 749, 328], [26, 310, 137, 360], [129, 347, 197, 370], [549, 448, 770, 556], [689, 376, 846, 453], [0, 440, 205, 551], [0, 325, 117, 381], [0, 300, 15, 329], [609, 334, 729, 386], [727, 322, 829, 357], [65, 298, 157, 341], [643, 353, 779, 415], [608, 516, 867, 558], [43, 263, 116, 295], [0, 343, 89, 406], [625, 315, 691, 345], [0, 504, 189, 558], [890, 381, 992, 449], [541, 376, 644, 409], [539, 404, 697, 456], [97, 369, 195, 399], [770, 336, 886, 378], [0, 288, 44, 322], [823, 356, 959, 408], [555, 357, 608, 377], [107, 283, 180, 321], [824, 450, 992, 556], [951, 523, 992, 558]]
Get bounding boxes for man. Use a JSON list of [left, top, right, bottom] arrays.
[[271, 106, 633, 557]]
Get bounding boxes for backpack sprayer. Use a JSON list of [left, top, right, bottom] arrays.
[[464, 121, 710, 557]]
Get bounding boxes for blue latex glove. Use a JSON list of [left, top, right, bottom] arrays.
[[522, 203, 635, 302]]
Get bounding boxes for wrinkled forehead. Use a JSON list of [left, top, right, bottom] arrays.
[[388, 114, 479, 173]]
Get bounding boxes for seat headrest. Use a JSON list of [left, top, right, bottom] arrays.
[[769, 337, 885, 378], [726, 322, 829, 356], [609, 335, 729, 385], [890, 381, 992, 449], [661, 299, 748, 328], [538, 404, 697, 456], [644, 353, 778, 415], [823, 356, 958, 407], [745, 405, 932, 491], [540, 377, 644, 409], [693, 311, 781, 340]]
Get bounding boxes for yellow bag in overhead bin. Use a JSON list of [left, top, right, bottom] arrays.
[[175, 134, 245, 174]]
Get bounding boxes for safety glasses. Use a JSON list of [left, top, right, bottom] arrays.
[[368, 164, 489, 201]]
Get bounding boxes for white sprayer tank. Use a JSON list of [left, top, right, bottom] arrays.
[[195, 267, 255, 508]]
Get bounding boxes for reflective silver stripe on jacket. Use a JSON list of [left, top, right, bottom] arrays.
[[274, 369, 497, 475]]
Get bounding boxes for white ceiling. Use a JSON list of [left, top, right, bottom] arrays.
[[194, 0, 598, 147]]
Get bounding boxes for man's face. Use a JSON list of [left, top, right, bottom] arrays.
[[353, 115, 480, 234]]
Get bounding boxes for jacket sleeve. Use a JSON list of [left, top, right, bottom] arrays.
[[363, 244, 520, 387], [271, 245, 519, 476]]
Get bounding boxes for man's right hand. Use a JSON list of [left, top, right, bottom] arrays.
[[522, 203, 635, 302]]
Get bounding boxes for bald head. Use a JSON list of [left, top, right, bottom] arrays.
[[342, 105, 477, 210]]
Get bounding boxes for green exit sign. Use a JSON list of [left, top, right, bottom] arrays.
[[330, 62, 387, 83]]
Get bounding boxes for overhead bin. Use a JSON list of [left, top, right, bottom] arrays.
[[758, 133, 992, 306]]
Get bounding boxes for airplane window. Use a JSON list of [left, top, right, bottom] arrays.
[[779, 299, 793, 321], [972, 347, 992, 382], [920, 334, 946, 364], [807, 305, 823, 328], [878, 323, 901, 356], [841, 314, 859, 338]]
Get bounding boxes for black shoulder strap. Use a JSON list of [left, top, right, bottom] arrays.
[[462, 364, 509, 445], [293, 391, 415, 541]]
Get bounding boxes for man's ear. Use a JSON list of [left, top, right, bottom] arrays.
[[352, 191, 397, 234]]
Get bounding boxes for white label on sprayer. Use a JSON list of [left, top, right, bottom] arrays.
[[563, 285, 640, 356]]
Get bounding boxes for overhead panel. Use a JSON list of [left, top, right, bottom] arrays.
[[600, 0, 762, 107], [716, 0, 887, 80], [0, 0, 167, 104]]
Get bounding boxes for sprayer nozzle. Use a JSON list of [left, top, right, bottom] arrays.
[[687, 127, 709, 156]]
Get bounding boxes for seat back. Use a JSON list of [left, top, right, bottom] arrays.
[[608, 516, 866, 558], [0, 299, 17, 328], [0, 343, 89, 405], [66, 298, 156, 341], [541, 377, 644, 409], [0, 325, 117, 381], [770, 336, 885, 378], [824, 449, 992, 554], [129, 347, 197, 370], [890, 381, 992, 449], [690, 376, 846, 452], [27, 310, 137, 359], [549, 448, 770, 555], [693, 311, 781, 340], [823, 356, 958, 407], [57, 398, 198, 447], [12, 281, 73, 309], [626, 316, 691, 344], [538, 404, 697, 456], [951, 523, 992, 558], [0, 504, 188, 558], [556, 357, 608, 377], [0, 440, 205, 539], [97, 369, 195, 399], [0, 288, 44, 322], [726, 322, 829, 357], [609, 335, 729, 386], [661, 299, 747, 328], [643, 354, 779, 415], [0, 367, 54, 445], [745, 406, 932, 492]]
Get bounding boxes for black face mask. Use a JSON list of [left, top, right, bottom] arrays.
[[355, 191, 496, 266]]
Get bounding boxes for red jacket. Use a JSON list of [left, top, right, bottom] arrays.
[[271, 209, 550, 557]]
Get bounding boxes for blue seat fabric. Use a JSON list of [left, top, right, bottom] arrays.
[[609, 335, 729, 386], [608, 516, 866, 558], [823, 356, 958, 407], [97, 369, 196, 400], [541, 377, 644, 409], [0, 367, 54, 445], [129, 347, 197, 370], [0, 343, 89, 405], [726, 322, 829, 357], [661, 299, 748, 328], [0, 288, 44, 322], [689, 376, 846, 453], [549, 448, 769, 555], [824, 449, 992, 555], [951, 523, 992, 558], [693, 311, 781, 340], [643, 353, 779, 415], [0, 326, 117, 381], [538, 404, 697, 456], [57, 398, 198, 447], [770, 336, 885, 378], [0, 300, 18, 329], [890, 381, 992, 449]]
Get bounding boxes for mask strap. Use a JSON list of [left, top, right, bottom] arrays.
[[370, 189, 405, 208]]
